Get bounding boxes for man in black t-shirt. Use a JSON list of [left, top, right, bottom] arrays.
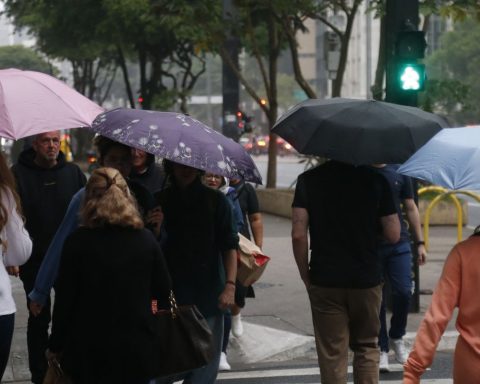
[[230, 178, 263, 244], [291, 160, 400, 383]]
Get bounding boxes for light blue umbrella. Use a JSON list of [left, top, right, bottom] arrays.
[[398, 126, 480, 190]]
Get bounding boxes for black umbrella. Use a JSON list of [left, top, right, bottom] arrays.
[[272, 98, 449, 165]]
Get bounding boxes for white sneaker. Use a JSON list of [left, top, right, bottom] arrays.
[[379, 351, 390, 373], [390, 338, 409, 364], [219, 352, 231, 371], [231, 313, 244, 337]]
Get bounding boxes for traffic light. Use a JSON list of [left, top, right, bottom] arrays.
[[396, 31, 426, 60], [235, 110, 253, 133], [394, 30, 427, 93], [398, 63, 425, 91]]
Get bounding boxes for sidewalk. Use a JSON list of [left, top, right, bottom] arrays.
[[229, 216, 463, 365], [2, 214, 464, 382]]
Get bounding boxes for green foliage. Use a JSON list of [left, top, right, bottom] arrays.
[[3, 0, 208, 110], [421, 0, 480, 21], [423, 17, 480, 124], [0, 45, 52, 73]]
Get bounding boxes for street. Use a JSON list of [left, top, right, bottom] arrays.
[[215, 351, 454, 383], [252, 154, 306, 189]]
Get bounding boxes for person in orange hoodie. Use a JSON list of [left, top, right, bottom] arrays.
[[403, 229, 480, 383]]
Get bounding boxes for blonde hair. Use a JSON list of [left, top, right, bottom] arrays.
[[81, 167, 143, 229]]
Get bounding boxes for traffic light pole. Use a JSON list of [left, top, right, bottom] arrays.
[[385, 0, 421, 313], [222, 0, 241, 142], [385, 0, 419, 107]]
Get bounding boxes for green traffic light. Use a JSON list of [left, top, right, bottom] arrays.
[[398, 63, 425, 91]]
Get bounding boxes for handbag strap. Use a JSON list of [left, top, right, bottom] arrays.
[[169, 290, 179, 319]]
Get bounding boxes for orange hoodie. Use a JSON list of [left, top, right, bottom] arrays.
[[403, 236, 480, 383]]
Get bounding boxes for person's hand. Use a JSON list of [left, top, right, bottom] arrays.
[[29, 301, 44, 317], [218, 283, 235, 310], [6, 266, 19, 277], [303, 277, 311, 291], [45, 349, 58, 362], [417, 244, 427, 266], [147, 207, 164, 237]]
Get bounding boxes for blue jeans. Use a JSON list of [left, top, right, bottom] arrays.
[[222, 311, 231, 353], [0, 313, 15, 382], [152, 314, 223, 384], [378, 241, 413, 352]]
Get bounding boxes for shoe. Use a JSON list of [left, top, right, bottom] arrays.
[[219, 352, 231, 371], [231, 313, 244, 337], [379, 351, 390, 373], [390, 338, 409, 364]]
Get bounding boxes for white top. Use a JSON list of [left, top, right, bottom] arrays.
[[0, 187, 32, 316]]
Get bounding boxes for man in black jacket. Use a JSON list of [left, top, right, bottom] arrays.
[[12, 131, 86, 384]]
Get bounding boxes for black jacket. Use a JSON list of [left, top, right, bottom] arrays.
[[49, 226, 171, 383], [12, 148, 86, 270], [129, 155, 165, 194]]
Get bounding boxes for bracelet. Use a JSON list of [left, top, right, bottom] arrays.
[[415, 241, 425, 246], [226, 280, 236, 287]]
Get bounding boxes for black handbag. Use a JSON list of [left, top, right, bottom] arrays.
[[152, 291, 215, 377]]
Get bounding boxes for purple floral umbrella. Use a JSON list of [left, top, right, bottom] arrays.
[[92, 108, 262, 184]]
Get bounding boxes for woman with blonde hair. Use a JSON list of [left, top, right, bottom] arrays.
[[47, 167, 171, 384], [0, 151, 32, 381]]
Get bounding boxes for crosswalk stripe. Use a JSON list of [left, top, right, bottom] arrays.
[[215, 366, 452, 384], [217, 364, 406, 380], [218, 367, 318, 380]]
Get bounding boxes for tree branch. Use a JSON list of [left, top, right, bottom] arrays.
[[219, 45, 268, 115]]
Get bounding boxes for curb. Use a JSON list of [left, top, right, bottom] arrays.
[[229, 322, 458, 365]]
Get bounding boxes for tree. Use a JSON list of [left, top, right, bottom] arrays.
[[3, 0, 209, 159], [182, 0, 368, 186], [0, 45, 53, 73], [206, 0, 289, 187], [421, 18, 480, 123], [3, 0, 207, 112]]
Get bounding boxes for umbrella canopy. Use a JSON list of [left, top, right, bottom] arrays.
[[91, 108, 262, 184], [398, 126, 480, 190], [272, 98, 448, 165], [0, 68, 104, 140]]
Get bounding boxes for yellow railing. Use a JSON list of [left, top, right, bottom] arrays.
[[419, 186, 480, 249]]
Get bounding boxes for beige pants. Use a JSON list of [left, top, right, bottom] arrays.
[[308, 284, 383, 384]]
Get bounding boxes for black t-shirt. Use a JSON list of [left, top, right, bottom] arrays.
[[372, 164, 414, 243], [292, 161, 396, 288], [230, 181, 260, 239]]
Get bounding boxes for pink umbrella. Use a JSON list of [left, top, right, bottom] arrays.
[[0, 68, 104, 140]]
